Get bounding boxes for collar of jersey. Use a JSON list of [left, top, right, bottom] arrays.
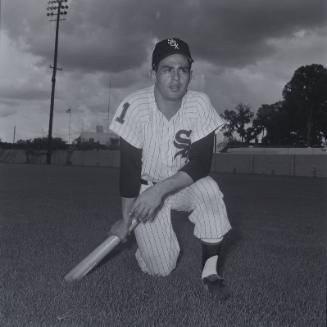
[[149, 85, 188, 122]]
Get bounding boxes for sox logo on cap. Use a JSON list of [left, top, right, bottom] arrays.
[[167, 38, 180, 49]]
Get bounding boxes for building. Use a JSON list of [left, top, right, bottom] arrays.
[[79, 125, 119, 146]]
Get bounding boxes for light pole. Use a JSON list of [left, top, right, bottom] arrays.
[[46, 0, 69, 164], [65, 108, 72, 144], [13, 126, 16, 144]]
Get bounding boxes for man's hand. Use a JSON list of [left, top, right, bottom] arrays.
[[129, 186, 164, 223], [109, 219, 131, 242]]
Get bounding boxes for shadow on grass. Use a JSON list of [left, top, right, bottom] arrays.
[[84, 233, 137, 277]]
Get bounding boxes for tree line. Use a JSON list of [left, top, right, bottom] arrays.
[[1, 64, 326, 150], [221, 64, 327, 147], [0, 137, 114, 151]]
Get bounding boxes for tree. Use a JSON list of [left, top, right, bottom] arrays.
[[244, 125, 261, 144], [253, 102, 292, 145], [221, 109, 237, 140], [16, 137, 68, 150], [282, 64, 327, 146], [221, 103, 254, 142]]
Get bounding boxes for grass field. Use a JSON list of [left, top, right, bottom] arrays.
[[0, 164, 326, 327]]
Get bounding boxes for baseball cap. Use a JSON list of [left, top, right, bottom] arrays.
[[152, 37, 194, 70]]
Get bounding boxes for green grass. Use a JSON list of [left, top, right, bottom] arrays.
[[0, 164, 326, 327]]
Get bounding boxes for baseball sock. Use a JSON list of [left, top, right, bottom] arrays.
[[201, 240, 223, 280]]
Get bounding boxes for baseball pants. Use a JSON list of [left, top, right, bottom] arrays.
[[134, 176, 232, 276]]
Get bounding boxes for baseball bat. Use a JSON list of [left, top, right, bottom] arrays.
[[64, 219, 139, 282]]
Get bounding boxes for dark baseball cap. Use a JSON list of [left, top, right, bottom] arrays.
[[152, 37, 194, 70]]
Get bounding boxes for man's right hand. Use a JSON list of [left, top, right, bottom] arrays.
[[109, 219, 131, 242]]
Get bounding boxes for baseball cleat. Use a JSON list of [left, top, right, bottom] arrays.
[[202, 274, 231, 301]]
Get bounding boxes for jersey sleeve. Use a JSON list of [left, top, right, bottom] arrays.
[[191, 94, 226, 143], [119, 138, 142, 198], [109, 99, 143, 149]]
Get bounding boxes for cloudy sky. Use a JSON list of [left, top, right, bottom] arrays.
[[0, 0, 326, 143]]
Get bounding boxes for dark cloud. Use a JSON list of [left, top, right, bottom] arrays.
[[3, 0, 326, 75], [1, 0, 326, 142], [0, 100, 20, 111], [0, 86, 49, 101], [98, 68, 151, 89]]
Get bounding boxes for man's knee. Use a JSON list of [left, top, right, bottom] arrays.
[[194, 177, 223, 204], [136, 250, 177, 277]]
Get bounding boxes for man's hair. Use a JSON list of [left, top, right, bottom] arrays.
[[152, 37, 193, 71]]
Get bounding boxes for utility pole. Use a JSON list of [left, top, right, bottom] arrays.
[[66, 108, 72, 144], [107, 78, 111, 133], [13, 126, 16, 144], [46, 0, 69, 164]]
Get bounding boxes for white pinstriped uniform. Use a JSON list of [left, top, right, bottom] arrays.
[[110, 86, 231, 276]]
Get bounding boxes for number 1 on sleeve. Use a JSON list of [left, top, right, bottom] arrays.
[[115, 102, 130, 124]]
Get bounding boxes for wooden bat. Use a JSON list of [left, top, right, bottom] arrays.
[[64, 219, 139, 282]]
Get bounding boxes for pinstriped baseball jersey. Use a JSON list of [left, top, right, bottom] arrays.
[[110, 85, 225, 181]]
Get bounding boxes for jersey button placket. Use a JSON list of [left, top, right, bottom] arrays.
[[168, 121, 176, 166], [160, 116, 169, 162], [165, 123, 171, 161]]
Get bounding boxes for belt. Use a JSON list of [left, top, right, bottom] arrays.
[[140, 179, 157, 185]]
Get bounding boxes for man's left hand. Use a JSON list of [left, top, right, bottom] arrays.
[[129, 186, 163, 222]]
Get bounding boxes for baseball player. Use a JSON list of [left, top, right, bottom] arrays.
[[109, 37, 231, 294]]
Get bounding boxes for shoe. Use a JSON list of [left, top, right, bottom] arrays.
[[201, 241, 231, 301], [202, 273, 231, 301]]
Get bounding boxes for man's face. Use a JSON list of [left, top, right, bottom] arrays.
[[154, 54, 192, 102]]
